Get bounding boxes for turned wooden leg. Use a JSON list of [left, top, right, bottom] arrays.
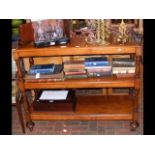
[[130, 121, 139, 131], [26, 121, 35, 132], [16, 59, 33, 133], [16, 92, 25, 133], [130, 89, 139, 131]]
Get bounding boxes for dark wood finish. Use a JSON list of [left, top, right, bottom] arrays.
[[13, 37, 142, 132], [29, 57, 34, 68], [19, 23, 34, 45]]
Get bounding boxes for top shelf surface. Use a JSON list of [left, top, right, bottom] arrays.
[[14, 36, 142, 58]]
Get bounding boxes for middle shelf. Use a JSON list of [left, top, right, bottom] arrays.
[[24, 76, 136, 89]]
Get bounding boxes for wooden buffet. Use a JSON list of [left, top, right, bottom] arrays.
[[13, 38, 142, 132]]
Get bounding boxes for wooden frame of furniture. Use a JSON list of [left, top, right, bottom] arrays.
[[13, 39, 142, 132]]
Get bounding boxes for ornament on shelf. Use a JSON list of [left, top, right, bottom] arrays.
[[100, 19, 109, 45], [96, 19, 101, 43], [85, 19, 96, 44], [117, 19, 128, 44], [85, 19, 109, 45]]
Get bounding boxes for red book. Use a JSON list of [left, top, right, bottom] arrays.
[[65, 71, 86, 75]]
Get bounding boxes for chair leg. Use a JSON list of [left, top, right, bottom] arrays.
[[16, 92, 25, 133]]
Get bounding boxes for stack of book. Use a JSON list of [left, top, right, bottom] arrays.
[[64, 60, 87, 79], [84, 57, 112, 78], [26, 63, 64, 81], [112, 58, 135, 77]]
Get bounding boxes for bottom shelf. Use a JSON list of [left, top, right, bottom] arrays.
[[30, 95, 134, 121]]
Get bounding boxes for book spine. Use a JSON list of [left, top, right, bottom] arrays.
[[29, 69, 54, 74], [65, 71, 86, 75], [112, 70, 135, 74], [84, 61, 109, 67], [65, 74, 87, 79], [85, 65, 111, 69], [87, 67, 112, 72], [112, 62, 135, 66], [88, 72, 112, 77]]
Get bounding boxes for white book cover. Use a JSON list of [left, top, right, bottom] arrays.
[[39, 90, 68, 100]]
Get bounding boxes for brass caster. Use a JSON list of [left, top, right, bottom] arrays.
[[26, 121, 35, 132], [130, 121, 139, 131]]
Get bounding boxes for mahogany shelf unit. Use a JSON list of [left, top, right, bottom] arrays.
[[13, 38, 142, 132]]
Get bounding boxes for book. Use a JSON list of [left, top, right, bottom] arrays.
[[112, 67, 135, 70], [64, 60, 84, 65], [65, 70, 86, 75], [85, 57, 108, 62], [25, 71, 64, 80], [84, 61, 110, 67], [85, 65, 111, 69], [29, 64, 55, 74], [29, 64, 63, 75], [87, 66, 112, 73], [112, 58, 135, 67], [116, 73, 135, 78], [84, 57, 109, 66], [112, 69, 135, 74], [112, 63, 135, 67], [87, 71, 112, 78], [112, 58, 134, 62], [65, 74, 87, 79], [64, 61, 85, 71]]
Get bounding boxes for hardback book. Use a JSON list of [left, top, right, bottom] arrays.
[[112, 63, 135, 67], [64, 60, 84, 65], [116, 73, 135, 78], [84, 57, 109, 66], [64, 68, 85, 72], [65, 74, 87, 79], [64, 65, 84, 71], [64, 67, 85, 72], [64, 61, 85, 71], [112, 69, 135, 74], [87, 71, 112, 78], [112, 67, 135, 70], [112, 58, 134, 62], [29, 64, 55, 75], [85, 65, 111, 69], [65, 70, 86, 75], [29, 64, 63, 75], [87, 66, 112, 73], [25, 71, 64, 81], [112, 58, 135, 67]]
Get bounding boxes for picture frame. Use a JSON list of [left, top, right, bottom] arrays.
[[31, 19, 70, 42]]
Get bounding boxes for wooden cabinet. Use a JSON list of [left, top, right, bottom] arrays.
[[13, 38, 142, 132]]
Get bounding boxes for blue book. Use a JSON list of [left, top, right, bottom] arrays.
[[84, 61, 109, 67], [84, 57, 109, 66], [29, 64, 55, 75]]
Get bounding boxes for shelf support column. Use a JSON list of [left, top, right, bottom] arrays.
[[15, 58, 34, 131], [130, 50, 141, 131]]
